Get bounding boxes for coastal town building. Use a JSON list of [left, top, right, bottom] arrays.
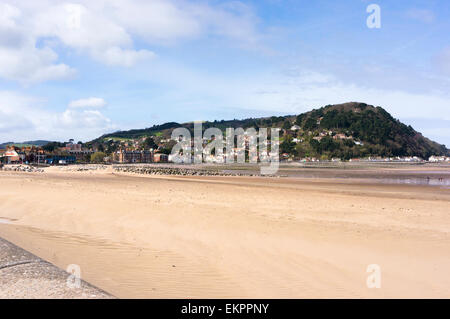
[[111, 150, 154, 163], [154, 153, 169, 163], [4, 150, 20, 164], [46, 155, 76, 165], [429, 156, 450, 162], [63, 142, 82, 152]]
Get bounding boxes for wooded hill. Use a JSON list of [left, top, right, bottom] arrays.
[[92, 102, 448, 160]]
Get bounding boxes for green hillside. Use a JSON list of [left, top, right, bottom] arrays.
[[92, 102, 448, 159], [292, 102, 448, 159]]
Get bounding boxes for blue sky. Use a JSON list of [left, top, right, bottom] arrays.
[[0, 0, 449, 146]]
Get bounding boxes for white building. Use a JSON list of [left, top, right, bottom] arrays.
[[429, 156, 450, 162]]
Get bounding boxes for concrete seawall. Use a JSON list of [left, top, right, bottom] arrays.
[[0, 237, 114, 299]]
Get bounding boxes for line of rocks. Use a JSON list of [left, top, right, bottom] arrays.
[[58, 164, 108, 172], [113, 165, 258, 177], [0, 165, 44, 173]]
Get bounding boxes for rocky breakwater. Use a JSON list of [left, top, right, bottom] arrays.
[[0, 165, 44, 173], [113, 165, 258, 177], [58, 164, 108, 172]]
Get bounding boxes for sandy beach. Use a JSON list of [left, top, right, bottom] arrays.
[[1, 165, 449, 298]]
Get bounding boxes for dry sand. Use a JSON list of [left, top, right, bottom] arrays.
[[0, 166, 449, 298]]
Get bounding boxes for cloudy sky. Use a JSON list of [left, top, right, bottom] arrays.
[[0, 0, 449, 146]]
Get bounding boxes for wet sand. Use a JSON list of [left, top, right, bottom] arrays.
[[0, 166, 449, 298]]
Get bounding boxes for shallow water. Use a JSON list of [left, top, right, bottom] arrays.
[[222, 168, 450, 188], [373, 177, 450, 187]]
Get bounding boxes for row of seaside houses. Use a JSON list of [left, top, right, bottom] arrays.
[[110, 150, 168, 163]]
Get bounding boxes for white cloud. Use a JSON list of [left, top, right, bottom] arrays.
[[0, 91, 35, 133], [197, 1, 261, 47], [98, 47, 156, 67], [94, 0, 260, 46], [0, 2, 76, 83], [0, 45, 76, 83], [108, 0, 202, 43], [0, 91, 116, 142], [60, 109, 111, 129], [0, 0, 261, 83], [29, 2, 156, 66], [69, 97, 107, 108]]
